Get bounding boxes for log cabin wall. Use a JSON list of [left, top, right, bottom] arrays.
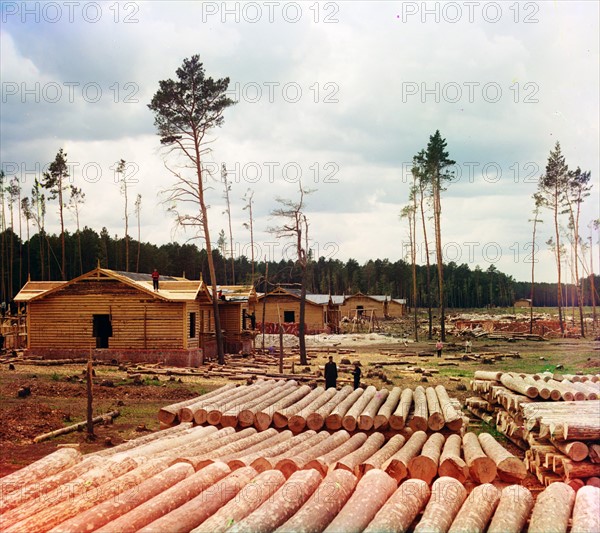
[[27, 279, 186, 350], [387, 300, 407, 318], [339, 295, 385, 319], [256, 295, 324, 330]]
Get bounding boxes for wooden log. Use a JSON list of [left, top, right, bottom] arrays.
[[323, 469, 397, 533], [275, 469, 357, 533], [0, 455, 103, 513], [226, 469, 323, 533], [191, 383, 264, 424], [32, 411, 119, 443], [161, 383, 236, 425], [591, 444, 600, 463], [46, 460, 178, 531], [448, 483, 500, 533], [500, 374, 538, 398], [2, 456, 140, 529], [374, 386, 402, 429], [358, 388, 390, 431], [273, 386, 325, 429], [462, 432, 497, 483], [238, 380, 298, 427], [409, 386, 428, 431], [326, 388, 364, 430], [254, 384, 311, 431], [0, 447, 81, 497], [306, 385, 353, 431], [228, 431, 315, 471], [137, 466, 257, 533], [288, 387, 338, 433], [334, 432, 385, 473], [165, 427, 239, 465], [209, 381, 281, 426], [473, 371, 502, 381], [425, 387, 445, 431], [561, 421, 600, 441], [94, 462, 231, 533], [357, 433, 406, 478], [487, 484, 533, 533], [545, 379, 575, 401], [383, 430, 428, 482], [551, 439, 589, 462], [212, 430, 293, 469], [305, 432, 369, 477], [571, 485, 600, 533], [435, 385, 463, 431], [343, 385, 377, 432], [413, 476, 467, 533], [478, 432, 527, 482], [276, 430, 351, 478], [528, 482, 575, 533], [389, 388, 413, 430], [191, 469, 286, 533], [251, 431, 329, 473], [439, 434, 469, 483], [49, 462, 194, 533], [364, 478, 430, 533], [563, 459, 600, 479], [587, 477, 600, 487], [408, 432, 445, 484]]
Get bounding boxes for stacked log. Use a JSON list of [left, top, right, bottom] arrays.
[[468, 371, 600, 487]]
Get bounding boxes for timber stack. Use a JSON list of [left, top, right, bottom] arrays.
[[467, 370, 600, 488]]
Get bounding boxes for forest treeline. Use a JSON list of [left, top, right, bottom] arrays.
[[1, 227, 597, 309]]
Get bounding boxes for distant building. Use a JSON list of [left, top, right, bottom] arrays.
[[514, 298, 532, 308]]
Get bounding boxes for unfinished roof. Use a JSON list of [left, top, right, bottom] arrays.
[[13, 281, 67, 302]]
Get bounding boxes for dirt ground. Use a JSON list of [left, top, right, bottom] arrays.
[[1, 314, 598, 478]]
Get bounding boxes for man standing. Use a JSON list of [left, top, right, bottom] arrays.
[[352, 361, 362, 390], [152, 269, 160, 292], [324, 356, 338, 389], [436, 340, 443, 358]]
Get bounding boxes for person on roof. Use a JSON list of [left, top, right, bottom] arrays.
[[152, 269, 160, 291]]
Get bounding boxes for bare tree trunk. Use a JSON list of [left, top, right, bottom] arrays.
[[591, 225, 597, 331], [299, 267, 307, 365], [419, 187, 433, 339], [261, 260, 268, 352], [553, 190, 565, 334], [433, 175, 445, 341], [86, 356, 94, 438], [58, 182, 66, 280]]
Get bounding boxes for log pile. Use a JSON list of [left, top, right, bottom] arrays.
[[158, 380, 467, 434], [467, 370, 600, 488], [2, 431, 598, 533]]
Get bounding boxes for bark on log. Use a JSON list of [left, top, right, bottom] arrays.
[[413, 476, 467, 533], [163, 383, 236, 424], [462, 432, 497, 483], [550, 439, 589, 462], [528, 482, 575, 533], [435, 385, 463, 431], [561, 421, 600, 441], [334, 432, 385, 473], [325, 388, 364, 430], [563, 459, 600, 479], [358, 388, 390, 431], [191, 469, 286, 533], [254, 385, 312, 431], [364, 478, 430, 533], [276, 430, 351, 478], [237, 380, 298, 427], [209, 381, 281, 426], [425, 387, 445, 431], [358, 433, 406, 478], [323, 469, 397, 533], [473, 371, 502, 381], [390, 388, 413, 430], [305, 432, 368, 477], [0, 447, 81, 497], [226, 469, 323, 533], [273, 386, 325, 428], [478, 432, 527, 482], [374, 386, 402, 429], [274, 469, 357, 533], [137, 466, 258, 533], [192, 382, 267, 424], [487, 485, 533, 533], [228, 431, 315, 470], [571, 485, 600, 533], [212, 430, 292, 470], [383, 430, 428, 482], [33, 412, 120, 443], [343, 385, 377, 432], [288, 387, 338, 434], [409, 386, 428, 431], [439, 434, 469, 483], [408, 432, 445, 484], [94, 462, 231, 533], [306, 386, 353, 431], [500, 374, 538, 398], [49, 462, 194, 533], [251, 431, 329, 473], [448, 483, 500, 533]]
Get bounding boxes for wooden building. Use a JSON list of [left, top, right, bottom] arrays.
[[514, 298, 532, 308], [215, 285, 259, 355], [339, 292, 406, 320], [14, 268, 218, 367]]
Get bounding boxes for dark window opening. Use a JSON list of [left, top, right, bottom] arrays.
[[189, 312, 197, 338], [283, 310, 295, 323], [93, 314, 112, 349], [356, 305, 364, 318]]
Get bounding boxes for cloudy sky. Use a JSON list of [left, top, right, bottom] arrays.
[[1, 1, 598, 283]]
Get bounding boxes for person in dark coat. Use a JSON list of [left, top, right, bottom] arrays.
[[352, 361, 362, 390], [324, 356, 338, 389]]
